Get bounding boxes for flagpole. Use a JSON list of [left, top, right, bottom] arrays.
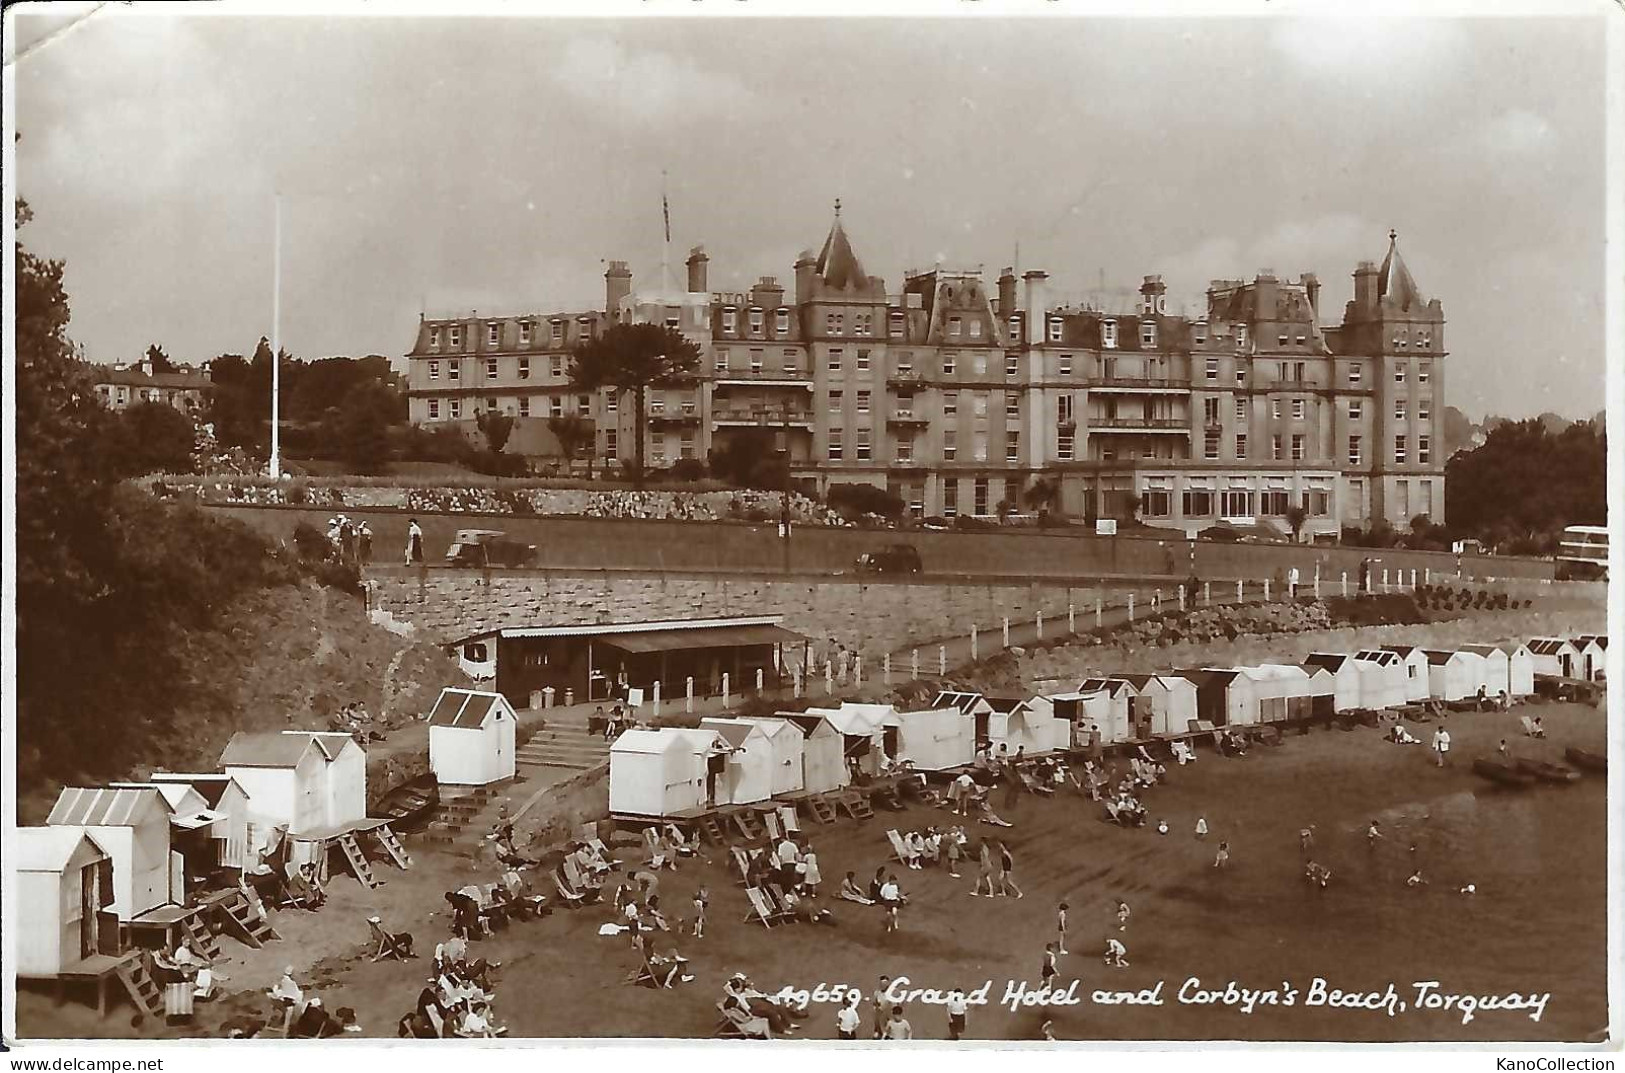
[[270, 193, 282, 480], [661, 171, 672, 293]]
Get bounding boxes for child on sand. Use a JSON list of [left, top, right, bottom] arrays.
[[1195, 816, 1209, 840], [836, 993, 861, 1040], [1214, 841, 1230, 868], [1040, 942, 1060, 989], [1115, 899, 1130, 932], [691, 888, 708, 938], [945, 829, 963, 878], [970, 839, 995, 897], [1366, 820, 1383, 844], [997, 841, 1024, 899], [870, 977, 891, 1039], [1056, 902, 1070, 953], [1104, 936, 1129, 968]]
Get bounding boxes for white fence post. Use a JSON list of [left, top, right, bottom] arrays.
[[825, 662, 834, 695], [722, 673, 730, 708], [854, 657, 863, 687], [938, 645, 947, 675], [1002, 617, 1011, 647], [1203, 581, 1212, 605], [1095, 596, 1103, 628], [883, 653, 892, 685], [911, 648, 920, 679], [1068, 603, 1076, 633], [1263, 579, 1271, 601], [1036, 611, 1044, 640], [793, 668, 803, 698], [1236, 579, 1244, 602], [686, 676, 695, 714], [1314, 573, 1321, 599], [756, 667, 764, 693], [1410, 569, 1418, 591], [971, 626, 978, 661], [1178, 586, 1186, 612], [652, 679, 661, 719], [1341, 572, 1348, 598], [1382, 568, 1390, 593], [1128, 594, 1136, 620]]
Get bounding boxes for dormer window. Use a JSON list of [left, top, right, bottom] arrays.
[[1048, 317, 1063, 343], [519, 322, 532, 346], [578, 317, 595, 340], [1141, 321, 1157, 348], [1007, 316, 1021, 340], [722, 307, 737, 333], [1195, 321, 1208, 345], [948, 316, 963, 338], [551, 320, 564, 343], [969, 319, 982, 339], [428, 327, 441, 351], [449, 326, 463, 348], [1235, 324, 1248, 351], [487, 323, 500, 346], [749, 308, 764, 335], [1101, 320, 1118, 349], [776, 309, 791, 333], [888, 311, 904, 338]]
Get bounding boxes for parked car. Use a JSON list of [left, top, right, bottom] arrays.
[[445, 529, 538, 568], [856, 543, 923, 574]]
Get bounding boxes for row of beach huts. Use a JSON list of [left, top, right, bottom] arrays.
[[609, 634, 1605, 821], [15, 687, 525, 1010]]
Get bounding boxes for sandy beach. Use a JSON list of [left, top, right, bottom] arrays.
[[17, 693, 1607, 1044]]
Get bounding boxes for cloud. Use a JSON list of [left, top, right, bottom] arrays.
[[1146, 212, 1379, 309], [548, 35, 755, 126]]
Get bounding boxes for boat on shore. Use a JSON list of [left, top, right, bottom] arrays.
[[1564, 747, 1606, 774], [1513, 756, 1581, 784], [1472, 758, 1535, 787]]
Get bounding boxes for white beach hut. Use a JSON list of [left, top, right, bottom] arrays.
[[699, 718, 776, 805], [609, 727, 729, 817], [1424, 649, 1482, 701], [1570, 636, 1606, 681], [782, 713, 849, 794], [1458, 645, 1511, 700], [14, 827, 118, 979], [1352, 650, 1410, 709], [1116, 674, 1200, 736], [1380, 645, 1432, 703], [1075, 679, 1135, 741], [148, 774, 254, 872], [892, 706, 977, 770], [46, 787, 176, 922], [811, 705, 889, 777], [427, 688, 518, 787], [1527, 637, 1581, 679], [221, 731, 367, 849], [1303, 653, 1364, 712], [737, 716, 807, 796]]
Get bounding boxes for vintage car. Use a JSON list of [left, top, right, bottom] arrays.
[[855, 542, 923, 575], [444, 529, 538, 568]]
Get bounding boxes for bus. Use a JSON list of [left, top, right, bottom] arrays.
[[1555, 524, 1609, 581]]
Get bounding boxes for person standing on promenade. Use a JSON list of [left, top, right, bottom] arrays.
[[1057, 901, 1071, 953], [945, 987, 969, 1041], [1432, 724, 1451, 767]]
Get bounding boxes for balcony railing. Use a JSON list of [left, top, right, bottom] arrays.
[[713, 407, 815, 426], [712, 368, 813, 385], [886, 410, 930, 425], [1089, 417, 1192, 431], [648, 411, 700, 427], [1088, 376, 1192, 390], [887, 371, 924, 387]]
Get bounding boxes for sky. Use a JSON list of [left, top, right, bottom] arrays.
[[10, 6, 1611, 421]]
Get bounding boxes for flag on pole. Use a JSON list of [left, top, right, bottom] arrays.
[[662, 189, 671, 244]]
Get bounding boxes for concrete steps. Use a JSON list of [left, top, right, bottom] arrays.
[[417, 784, 512, 847], [516, 724, 610, 772]]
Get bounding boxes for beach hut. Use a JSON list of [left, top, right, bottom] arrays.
[[147, 774, 254, 873], [1116, 674, 1200, 736], [221, 731, 368, 850], [1527, 637, 1580, 679], [1297, 665, 1339, 717], [1352, 650, 1410, 709], [1041, 691, 1106, 747], [1424, 649, 1483, 701], [47, 787, 176, 922], [427, 688, 518, 787], [1303, 653, 1363, 712], [15, 827, 119, 979], [1075, 679, 1136, 741], [1380, 645, 1432, 702], [932, 691, 994, 718], [1570, 636, 1606, 681], [736, 716, 806, 796], [1458, 645, 1511, 700], [811, 705, 889, 778], [609, 727, 729, 817], [892, 706, 977, 770], [1503, 642, 1537, 696], [1243, 664, 1324, 722], [981, 696, 1031, 750], [1173, 669, 1260, 727], [781, 713, 848, 794], [112, 781, 235, 897], [699, 718, 776, 805]]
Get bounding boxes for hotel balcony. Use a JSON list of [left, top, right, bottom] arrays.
[[886, 371, 926, 388], [888, 457, 926, 470], [713, 406, 815, 428], [1088, 417, 1192, 433], [886, 409, 930, 426], [1087, 376, 1192, 392], [712, 369, 814, 388], [648, 410, 701, 429]]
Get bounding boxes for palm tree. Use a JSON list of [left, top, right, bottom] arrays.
[[547, 413, 594, 472], [1285, 503, 1309, 544], [569, 323, 701, 487]]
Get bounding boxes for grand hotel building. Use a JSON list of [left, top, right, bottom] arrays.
[[404, 209, 1446, 538]]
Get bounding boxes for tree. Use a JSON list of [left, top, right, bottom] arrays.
[[337, 381, 397, 474], [547, 413, 594, 469], [1284, 503, 1309, 543], [115, 402, 196, 476], [708, 428, 786, 490], [570, 323, 701, 487], [1023, 476, 1060, 513], [1446, 417, 1605, 544], [476, 409, 514, 454], [145, 343, 176, 374]]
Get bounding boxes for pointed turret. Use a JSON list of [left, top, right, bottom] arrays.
[[814, 199, 868, 292], [1377, 229, 1425, 312]]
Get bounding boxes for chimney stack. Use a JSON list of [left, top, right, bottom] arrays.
[[605, 261, 632, 316], [752, 276, 785, 309], [1352, 261, 1378, 314], [1139, 274, 1167, 316], [1022, 270, 1049, 346], [1254, 269, 1279, 319], [685, 246, 709, 294], [794, 249, 817, 306], [997, 267, 1017, 318], [1302, 272, 1321, 318]]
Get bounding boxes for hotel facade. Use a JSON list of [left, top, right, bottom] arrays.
[[404, 211, 1446, 538]]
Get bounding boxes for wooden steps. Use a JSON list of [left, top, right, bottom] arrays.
[[373, 824, 412, 870], [836, 791, 873, 821], [212, 890, 279, 949], [180, 910, 219, 959], [114, 957, 163, 1019], [802, 794, 838, 825], [697, 816, 729, 846], [732, 810, 765, 841], [337, 832, 380, 889]]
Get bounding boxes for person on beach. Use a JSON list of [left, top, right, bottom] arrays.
[[883, 1005, 913, 1040], [1156, 819, 1169, 835], [1432, 724, 1451, 767], [1115, 899, 1130, 933], [1407, 869, 1427, 887], [945, 828, 963, 877], [1214, 841, 1230, 868], [1299, 826, 1315, 854], [1040, 942, 1060, 989], [840, 871, 874, 905], [405, 518, 425, 565], [1041, 1019, 1058, 1041], [946, 986, 969, 1040], [1304, 860, 1331, 889], [1195, 816, 1209, 841], [836, 993, 861, 1040], [998, 841, 1024, 899], [953, 773, 977, 816], [1057, 901, 1071, 953], [971, 839, 995, 897], [1104, 936, 1129, 968], [871, 977, 892, 1039], [1497, 739, 1510, 757], [691, 888, 708, 938]]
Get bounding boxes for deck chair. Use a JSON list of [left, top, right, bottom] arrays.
[[661, 824, 700, 858], [714, 1000, 754, 1038], [1018, 771, 1055, 797], [885, 829, 911, 863], [761, 883, 796, 921], [642, 828, 671, 870], [776, 806, 800, 835], [625, 944, 676, 989], [422, 1005, 446, 1038], [761, 809, 782, 840], [552, 872, 588, 908], [728, 847, 753, 885], [561, 856, 600, 897], [283, 866, 325, 910], [368, 918, 415, 962], [1520, 715, 1544, 737], [742, 887, 779, 928]]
